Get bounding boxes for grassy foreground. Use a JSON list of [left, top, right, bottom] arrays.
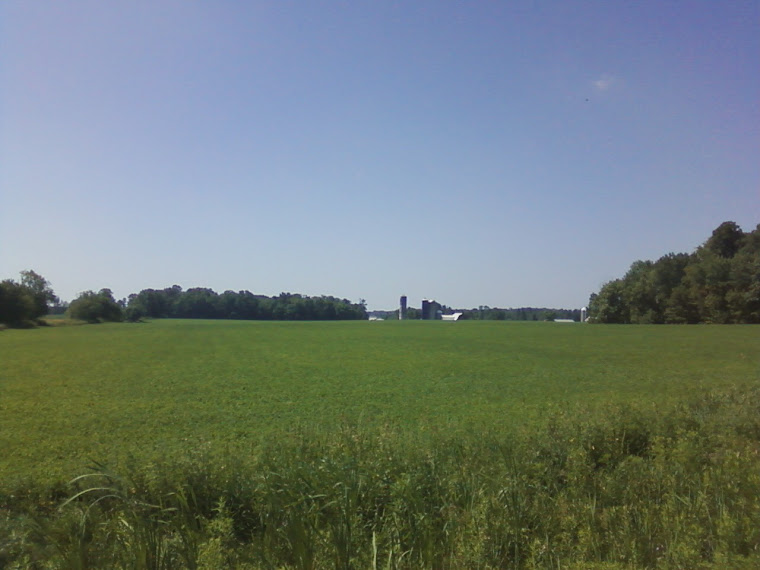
[[1, 320, 759, 568]]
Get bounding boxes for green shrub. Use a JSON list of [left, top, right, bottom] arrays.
[[67, 289, 123, 323]]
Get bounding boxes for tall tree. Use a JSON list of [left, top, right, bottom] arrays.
[[0, 270, 58, 325], [0, 280, 35, 325], [704, 221, 744, 258], [726, 224, 760, 323], [589, 279, 629, 323], [20, 270, 58, 318]]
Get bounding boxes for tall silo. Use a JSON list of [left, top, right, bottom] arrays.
[[422, 299, 441, 320], [399, 296, 407, 320]]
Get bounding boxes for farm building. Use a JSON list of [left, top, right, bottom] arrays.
[[421, 299, 442, 320], [441, 312, 463, 321]]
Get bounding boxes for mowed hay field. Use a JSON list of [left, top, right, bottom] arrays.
[[2, 319, 756, 486], [2, 320, 760, 568]]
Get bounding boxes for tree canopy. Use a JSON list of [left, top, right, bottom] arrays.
[[126, 287, 367, 321], [0, 270, 58, 326], [589, 222, 760, 324], [0, 273, 367, 325], [67, 289, 124, 323]]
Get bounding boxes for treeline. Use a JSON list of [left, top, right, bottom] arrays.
[[0, 274, 367, 325], [126, 287, 367, 321], [458, 307, 581, 321], [589, 221, 760, 324]]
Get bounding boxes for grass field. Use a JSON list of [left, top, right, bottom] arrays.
[[1, 319, 759, 568], [2, 319, 756, 486]]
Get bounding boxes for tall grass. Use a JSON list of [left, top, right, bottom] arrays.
[[2, 385, 759, 568]]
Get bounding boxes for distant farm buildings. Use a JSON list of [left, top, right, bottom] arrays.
[[393, 296, 580, 322], [441, 312, 463, 321], [421, 299, 441, 320], [396, 296, 461, 321]]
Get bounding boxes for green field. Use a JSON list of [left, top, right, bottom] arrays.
[[2, 320, 759, 568], [2, 319, 756, 486]]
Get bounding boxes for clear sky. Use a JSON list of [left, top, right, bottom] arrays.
[[1, 1, 758, 310]]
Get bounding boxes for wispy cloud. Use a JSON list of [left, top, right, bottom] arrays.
[[592, 75, 615, 91]]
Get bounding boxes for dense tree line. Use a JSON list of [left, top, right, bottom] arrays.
[[458, 307, 582, 321], [1, 274, 367, 326], [125, 287, 367, 321], [589, 221, 760, 324]]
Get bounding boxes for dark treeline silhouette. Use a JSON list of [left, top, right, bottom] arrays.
[[589, 221, 760, 324], [126, 287, 367, 322]]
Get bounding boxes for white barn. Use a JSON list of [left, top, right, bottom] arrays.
[[441, 312, 463, 321]]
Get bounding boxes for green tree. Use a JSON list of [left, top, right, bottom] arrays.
[[589, 221, 760, 324], [20, 270, 58, 318], [664, 284, 700, 324], [0, 270, 57, 325], [622, 260, 657, 323], [68, 289, 124, 323], [589, 279, 628, 323], [684, 250, 733, 323], [0, 280, 35, 326], [651, 253, 691, 322], [174, 288, 222, 318], [726, 224, 760, 323], [704, 221, 744, 258]]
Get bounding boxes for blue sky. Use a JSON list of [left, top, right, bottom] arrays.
[[1, 1, 758, 310]]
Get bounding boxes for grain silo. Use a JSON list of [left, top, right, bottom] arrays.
[[421, 299, 441, 320]]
